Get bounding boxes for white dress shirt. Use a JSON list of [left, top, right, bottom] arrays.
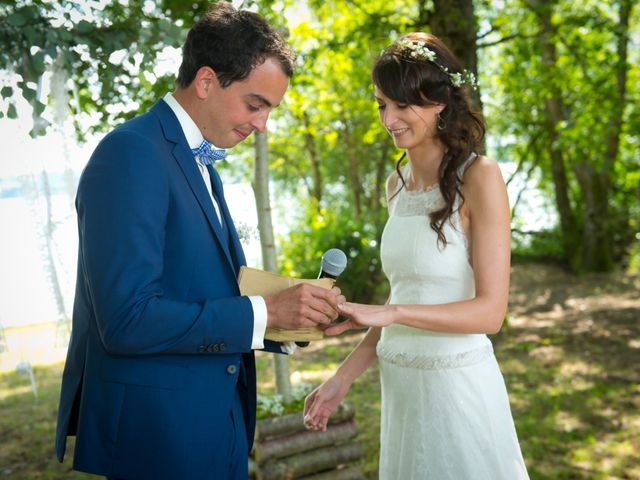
[[163, 92, 268, 350]]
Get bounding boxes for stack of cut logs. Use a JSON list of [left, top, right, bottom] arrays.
[[250, 401, 363, 480]]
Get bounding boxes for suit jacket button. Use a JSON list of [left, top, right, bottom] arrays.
[[212, 344, 220, 353], [219, 343, 226, 352], [226, 364, 238, 375], [198, 346, 207, 353]]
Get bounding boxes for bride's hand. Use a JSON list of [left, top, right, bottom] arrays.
[[323, 302, 395, 336], [303, 376, 350, 432]]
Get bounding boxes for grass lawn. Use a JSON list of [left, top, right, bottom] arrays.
[[1, 263, 638, 479]]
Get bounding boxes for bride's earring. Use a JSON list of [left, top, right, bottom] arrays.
[[437, 112, 446, 131]]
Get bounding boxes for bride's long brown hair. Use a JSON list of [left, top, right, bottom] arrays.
[[372, 32, 485, 246]]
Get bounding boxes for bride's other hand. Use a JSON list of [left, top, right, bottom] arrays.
[[303, 376, 350, 432], [323, 303, 395, 336]]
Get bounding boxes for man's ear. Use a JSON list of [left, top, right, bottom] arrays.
[[193, 66, 217, 99]]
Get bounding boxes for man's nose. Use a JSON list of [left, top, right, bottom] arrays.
[[251, 112, 269, 133]]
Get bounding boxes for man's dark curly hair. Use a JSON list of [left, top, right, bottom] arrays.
[[176, 2, 295, 88]]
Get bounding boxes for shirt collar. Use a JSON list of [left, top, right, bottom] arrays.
[[163, 92, 209, 150]]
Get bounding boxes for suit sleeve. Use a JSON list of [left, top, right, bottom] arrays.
[[77, 129, 254, 356]]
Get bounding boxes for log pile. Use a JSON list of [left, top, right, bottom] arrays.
[[250, 401, 363, 479]]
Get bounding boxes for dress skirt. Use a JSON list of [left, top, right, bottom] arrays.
[[377, 344, 529, 480]]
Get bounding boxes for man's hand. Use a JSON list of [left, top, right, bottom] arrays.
[[264, 285, 345, 330]]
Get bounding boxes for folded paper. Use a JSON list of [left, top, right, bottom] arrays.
[[238, 266, 334, 342]]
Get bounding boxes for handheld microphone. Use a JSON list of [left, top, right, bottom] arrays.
[[297, 248, 348, 348], [318, 248, 348, 280]]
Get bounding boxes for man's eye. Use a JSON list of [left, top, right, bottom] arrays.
[[377, 104, 386, 110], [248, 104, 261, 112], [396, 104, 408, 109]]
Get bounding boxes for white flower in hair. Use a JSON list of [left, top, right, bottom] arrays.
[[396, 39, 477, 90]]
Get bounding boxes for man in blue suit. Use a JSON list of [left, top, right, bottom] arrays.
[[55, 4, 343, 479]]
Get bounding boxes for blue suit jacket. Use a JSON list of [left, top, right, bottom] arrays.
[[56, 100, 282, 479]]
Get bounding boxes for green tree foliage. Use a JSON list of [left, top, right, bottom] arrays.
[[271, 1, 426, 302], [480, 0, 638, 271], [1, 0, 636, 278], [0, 0, 184, 137]]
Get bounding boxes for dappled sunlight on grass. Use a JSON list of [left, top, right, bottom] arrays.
[[558, 358, 603, 377], [529, 344, 564, 363], [0, 383, 36, 401], [501, 264, 640, 479], [554, 410, 587, 433]]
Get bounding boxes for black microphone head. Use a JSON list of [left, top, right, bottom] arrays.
[[321, 248, 347, 278]]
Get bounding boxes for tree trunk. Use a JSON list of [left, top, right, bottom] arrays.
[[605, 0, 632, 175], [371, 136, 392, 223], [344, 130, 362, 218], [40, 169, 71, 346], [429, 0, 483, 114], [532, 0, 582, 270], [574, 0, 632, 271], [253, 130, 292, 404], [573, 160, 612, 271], [303, 112, 323, 204], [19, 172, 71, 343]]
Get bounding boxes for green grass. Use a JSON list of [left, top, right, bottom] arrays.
[[0, 363, 93, 479], [1, 263, 639, 479]]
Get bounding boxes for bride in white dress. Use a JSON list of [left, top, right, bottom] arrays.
[[303, 32, 529, 479]]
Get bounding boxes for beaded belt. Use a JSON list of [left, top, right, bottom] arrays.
[[376, 344, 494, 370]]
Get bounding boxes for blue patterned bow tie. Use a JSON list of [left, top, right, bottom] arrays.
[[191, 140, 226, 165]]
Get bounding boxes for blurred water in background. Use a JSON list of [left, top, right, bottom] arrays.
[[0, 171, 263, 329]]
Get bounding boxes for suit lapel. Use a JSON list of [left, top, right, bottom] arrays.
[[207, 165, 247, 272], [151, 101, 236, 273]]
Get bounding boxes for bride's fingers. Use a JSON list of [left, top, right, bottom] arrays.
[[304, 390, 317, 413], [306, 392, 326, 420], [337, 302, 355, 315], [304, 409, 320, 430], [303, 405, 316, 423], [323, 320, 354, 336], [318, 414, 329, 431], [307, 414, 324, 431]]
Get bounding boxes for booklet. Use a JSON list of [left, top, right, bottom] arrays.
[[237, 266, 334, 342]]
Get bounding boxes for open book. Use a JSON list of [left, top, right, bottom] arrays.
[[237, 266, 334, 342]]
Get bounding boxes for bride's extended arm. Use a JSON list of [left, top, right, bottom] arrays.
[[335, 326, 381, 384], [303, 327, 381, 430], [329, 157, 510, 336]]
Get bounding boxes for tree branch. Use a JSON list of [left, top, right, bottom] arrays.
[[477, 32, 537, 48]]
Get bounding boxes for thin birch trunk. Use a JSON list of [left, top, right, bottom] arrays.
[[253, 130, 292, 404]]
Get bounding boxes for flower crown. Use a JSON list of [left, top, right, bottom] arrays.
[[396, 39, 477, 89]]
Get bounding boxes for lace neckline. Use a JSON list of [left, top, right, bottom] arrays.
[[389, 183, 444, 218], [402, 182, 440, 195]]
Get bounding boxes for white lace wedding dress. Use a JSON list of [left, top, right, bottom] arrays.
[[376, 164, 529, 479]]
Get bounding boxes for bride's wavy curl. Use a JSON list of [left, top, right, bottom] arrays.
[[373, 32, 485, 246]]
